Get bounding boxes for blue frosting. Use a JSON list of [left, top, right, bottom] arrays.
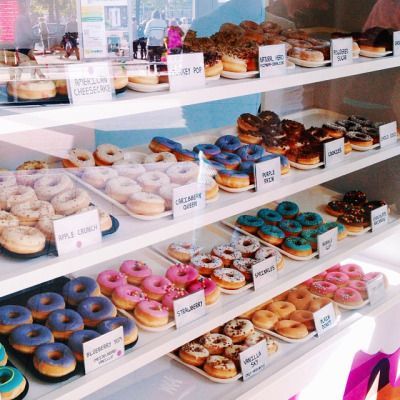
[[0, 344, 6, 364], [9, 323, 53, 347], [258, 153, 290, 169], [258, 225, 285, 239], [77, 297, 116, 325], [218, 169, 249, 178], [67, 330, 100, 355], [34, 342, 76, 369], [46, 309, 83, 333], [151, 136, 182, 151], [0, 367, 24, 395], [318, 222, 345, 235], [174, 149, 199, 161], [27, 292, 65, 315], [201, 158, 225, 172], [257, 208, 283, 225], [0, 305, 32, 327], [296, 212, 323, 227], [193, 144, 221, 157], [279, 219, 302, 235], [301, 229, 319, 246], [239, 161, 255, 175], [236, 215, 264, 228], [215, 135, 241, 152], [212, 152, 241, 169], [283, 237, 312, 251], [276, 201, 299, 218], [236, 144, 264, 162], [97, 317, 136, 339], [62, 277, 99, 306]]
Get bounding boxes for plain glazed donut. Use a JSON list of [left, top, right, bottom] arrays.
[[51, 188, 91, 215], [266, 301, 296, 319], [290, 310, 315, 331], [11, 200, 54, 226], [63, 148, 95, 168], [166, 162, 199, 184], [105, 177, 142, 203], [308, 297, 331, 312], [94, 144, 123, 166], [133, 299, 169, 327], [34, 174, 74, 201], [126, 192, 166, 216], [274, 319, 309, 339], [223, 319, 254, 343], [204, 355, 237, 379], [287, 289, 313, 310], [0, 226, 46, 254], [179, 342, 209, 367], [0, 185, 37, 210], [251, 310, 278, 330], [81, 167, 118, 189], [200, 333, 233, 355]]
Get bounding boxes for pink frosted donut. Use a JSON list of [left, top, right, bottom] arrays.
[[119, 260, 152, 285], [363, 272, 384, 282], [313, 271, 327, 281], [162, 286, 188, 315], [165, 264, 199, 289], [309, 281, 338, 298], [347, 280, 368, 300], [97, 270, 127, 296], [134, 299, 169, 327], [111, 284, 147, 310], [187, 278, 221, 306], [339, 264, 364, 280], [325, 272, 350, 287], [141, 275, 171, 301], [333, 287, 363, 307], [327, 264, 341, 273]]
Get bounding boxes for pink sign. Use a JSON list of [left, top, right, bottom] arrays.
[[0, 0, 19, 43]]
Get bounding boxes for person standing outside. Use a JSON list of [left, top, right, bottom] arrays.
[[132, 16, 138, 59], [64, 17, 80, 60], [144, 10, 167, 63], [38, 16, 49, 54]]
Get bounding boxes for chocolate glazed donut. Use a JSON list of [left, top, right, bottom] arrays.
[[281, 119, 305, 138], [237, 113, 262, 133]]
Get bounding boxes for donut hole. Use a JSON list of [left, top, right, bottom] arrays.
[[75, 284, 86, 293], [40, 298, 52, 305], [224, 250, 234, 255], [0, 370, 12, 384], [61, 316, 71, 324], [90, 304, 102, 313], [8, 311, 21, 319], [177, 271, 187, 277], [107, 151, 116, 156], [78, 156, 88, 162], [28, 330, 40, 338], [49, 351, 63, 361], [243, 240, 253, 246], [203, 258, 212, 264], [108, 276, 120, 283]]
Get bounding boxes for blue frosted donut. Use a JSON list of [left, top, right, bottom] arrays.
[[296, 212, 323, 229], [257, 208, 283, 225], [46, 309, 84, 340], [216, 169, 250, 189], [257, 153, 290, 174], [77, 297, 117, 328], [301, 229, 319, 250], [276, 201, 299, 219], [282, 237, 312, 256], [202, 159, 225, 173], [97, 317, 138, 345], [236, 215, 264, 233], [215, 135, 241, 153], [318, 222, 346, 236], [239, 161, 255, 183], [212, 152, 241, 170], [0, 305, 32, 334], [279, 219, 302, 236], [27, 292, 65, 321], [193, 144, 221, 159], [173, 148, 199, 162], [258, 225, 285, 240], [67, 330, 100, 361], [236, 144, 264, 162], [34, 342, 76, 377], [150, 137, 182, 152], [9, 323, 53, 354], [0, 344, 7, 366], [0, 366, 25, 397], [62, 276, 100, 306]]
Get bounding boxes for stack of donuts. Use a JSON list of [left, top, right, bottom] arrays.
[[347, 27, 394, 54], [236, 201, 348, 258], [326, 190, 387, 233], [0, 276, 137, 378], [298, 262, 386, 308], [96, 259, 221, 328], [167, 234, 284, 290], [176, 318, 278, 379]]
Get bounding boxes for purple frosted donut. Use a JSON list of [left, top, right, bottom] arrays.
[[215, 135, 241, 153], [236, 144, 264, 162], [193, 144, 221, 159], [216, 169, 250, 188], [212, 152, 241, 170]]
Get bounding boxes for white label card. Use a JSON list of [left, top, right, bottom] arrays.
[[252, 257, 278, 291], [371, 205, 389, 232], [259, 44, 286, 77], [240, 339, 268, 381], [313, 302, 336, 337], [379, 121, 398, 148], [394, 31, 400, 57], [324, 138, 345, 168], [317, 227, 338, 258], [66, 62, 114, 105], [172, 182, 206, 219], [53, 209, 101, 256], [331, 38, 353, 66], [167, 53, 206, 91], [83, 326, 124, 374], [173, 290, 206, 329], [254, 156, 281, 192], [367, 276, 386, 306]]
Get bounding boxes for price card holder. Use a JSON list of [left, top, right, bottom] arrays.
[[394, 31, 400, 57], [167, 53, 205, 91], [239, 340, 268, 381], [371, 205, 389, 232], [66, 62, 114, 105], [252, 257, 278, 291], [379, 121, 398, 148], [254, 156, 281, 192], [173, 290, 206, 329], [324, 138, 345, 168], [367, 276, 386, 306], [259, 44, 286, 78], [313, 302, 337, 337], [172, 182, 206, 219], [317, 227, 338, 258], [331, 38, 353, 66], [83, 326, 124, 374], [53, 209, 101, 256]]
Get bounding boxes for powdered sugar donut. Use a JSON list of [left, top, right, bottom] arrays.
[[0, 186, 37, 210], [0, 211, 19, 233], [11, 200, 54, 226], [112, 163, 146, 180], [51, 188, 91, 215], [144, 152, 177, 171], [94, 144, 123, 166], [166, 162, 199, 184], [81, 167, 118, 189], [105, 177, 142, 203], [136, 171, 170, 193], [158, 183, 179, 210], [126, 192, 165, 216], [34, 174, 74, 201]]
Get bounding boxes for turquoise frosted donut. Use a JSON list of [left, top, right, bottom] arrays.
[[236, 215, 264, 233], [276, 201, 299, 219], [279, 219, 302, 236], [282, 237, 312, 256], [0, 366, 25, 399], [258, 224, 285, 240], [257, 208, 283, 226], [318, 222, 346, 236], [301, 229, 319, 250], [296, 212, 323, 228], [0, 344, 7, 366]]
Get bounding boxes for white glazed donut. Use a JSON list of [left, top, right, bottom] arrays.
[[0, 173, 16, 189], [158, 183, 179, 210], [36, 214, 64, 242], [34, 174, 74, 201], [0, 226, 46, 254], [166, 162, 199, 184], [112, 163, 146, 180], [11, 200, 55, 226], [81, 167, 118, 189], [0, 211, 19, 233], [63, 148, 95, 168], [76, 206, 112, 232], [51, 188, 91, 215], [144, 152, 177, 171], [126, 192, 165, 216], [94, 144, 123, 166], [119, 152, 147, 164], [0, 186, 37, 210], [136, 171, 170, 193], [105, 177, 142, 203], [16, 168, 47, 187]]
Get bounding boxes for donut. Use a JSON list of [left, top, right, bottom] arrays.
[[97, 317, 138, 345], [343, 190, 367, 206], [141, 275, 171, 301], [296, 212, 323, 230], [287, 147, 321, 165], [161, 287, 187, 315], [238, 129, 263, 145], [334, 287, 364, 307], [266, 301, 296, 319], [289, 310, 315, 331], [308, 297, 332, 312], [45, 309, 83, 341], [136, 171, 170, 193], [300, 229, 319, 250], [338, 210, 368, 233], [51, 188, 90, 216], [203, 355, 237, 379], [232, 258, 256, 281], [255, 209, 282, 227], [224, 344, 248, 367], [237, 161, 255, 184], [318, 222, 347, 240], [275, 319, 308, 339], [306, 126, 331, 142], [9, 323, 54, 354], [128, 74, 159, 85], [165, 264, 199, 289], [363, 200, 387, 213], [190, 253, 223, 275], [133, 300, 169, 327], [158, 183, 180, 210], [245, 332, 278, 354], [0, 344, 7, 366], [212, 244, 242, 266], [144, 152, 177, 171], [0, 211, 19, 234], [309, 281, 338, 298], [215, 135, 241, 153], [282, 237, 312, 257], [8, 79, 56, 100], [112, 284, 147, 310], [166, 162, 199, 184], [346, 131, 373, 147], [11, 200, 54, 226], [223, 319, 254, 344], [211, 268, 246, 290], [279, 219, 302, 237], [258, 153, 290, 175], [276, 201, 299, 219], [288, 46, 324, 62], [67, 330, 100, 361], [257, 224, 285, 246], [322, 123, 346, 139], [33, 342, 76, 377], [0, 173, 16, 190], [0, 226, 46, 254], [286, 38, 313, 49], [97, 270, 127, 296], [297, 278, 314, 290], [62, 276, 100, 307], [187, 277, 221, 306], [63, 148, 95, 168], [126, 192, 165, 216], [0, 366, 26, 399], [172, 149, 199, 162], [236, 144, 264, 162], [77, 296, 117, 328], [167, 242, 202, 263], [327, 264, 342, 273], [237, 113, 262, 136], [236, 215, 264, 234], [94, 144, 123, 166], [27, 292, 65, 321], [0, 305, 33, 334], [34, 174, 74, 201], [251, 309, 278, 330], [149, 137, 182, 153], [200, 333, 233, 355], [232, 235, 260, 257], [211, 153, 241, 171], [347, 280, 368, 300], [119, 260, 152, 285], [16, 161, 48, 185], [104, 177, 141, 203], [287, 289, 313, 310], [0, 185, 37, 210], [81, 167, 118, 189], [113, 163, 146, 180], [325, 200, 353, 217], [179, 342, 209, 367], [254, 247, 284, 270], [221, 53, 248, 73], [193, 144, 221, 159]]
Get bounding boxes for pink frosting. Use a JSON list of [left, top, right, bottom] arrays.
[[347, 280, 368, 299], [334, 287, 363, 305], [136, 300, 169, 319], [363, 272, 384, 282], [339, 264, 364, 280], [97, 270, 127, 292], [113, 284, 147, 305], [162, 286, 188, 313], [141, 275, 171, 298], [326, 272, 350, 287], [187, 278, 217, 297], [165, 264, 199, 288], [310, 280, 338, 297], [120, 260, 152, 282], [313, 271, 327, 281], [327, 263, 341, 273]]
